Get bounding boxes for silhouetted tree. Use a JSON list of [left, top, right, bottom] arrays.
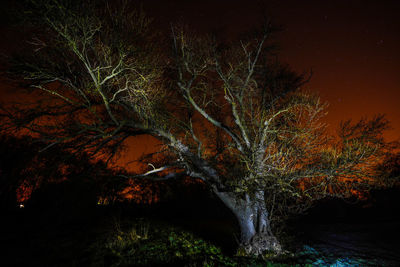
[[1, 0, 395, 255], [375, 152, 400, 187], [0, 135, 39, 209], [0, 134, 126, 211]]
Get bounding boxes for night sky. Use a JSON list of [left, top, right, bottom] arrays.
[[118, 0, 400, 171], [140, 0, 400, 138], [1, 0, 399, 171]]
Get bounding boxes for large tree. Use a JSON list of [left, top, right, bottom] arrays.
[[1, 0, 394, 255]]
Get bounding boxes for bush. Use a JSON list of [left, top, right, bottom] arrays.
[[93, 218, 236, 267]]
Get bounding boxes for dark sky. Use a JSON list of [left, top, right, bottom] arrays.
[[140, 0, 400, 139], [1, 0, 399, 171]]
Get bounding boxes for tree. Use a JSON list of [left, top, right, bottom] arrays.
[[375, 152, 400, 187], [0, 134, 125, 210], [1, 0, 394, 255]]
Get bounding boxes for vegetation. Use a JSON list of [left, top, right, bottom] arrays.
[[0, 134, 127, 210], [93, 218, 235, 267], [1, 0, 397, 256], [91, 216, 315, 267]]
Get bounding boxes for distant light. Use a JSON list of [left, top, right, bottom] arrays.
[[19, 203, 25, 208]]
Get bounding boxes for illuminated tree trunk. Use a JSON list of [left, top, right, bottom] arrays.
[[215, 190, 282, 256], [174, 141, 282, 255]]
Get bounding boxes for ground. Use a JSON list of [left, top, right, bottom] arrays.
[[2, 187, 400, 266]]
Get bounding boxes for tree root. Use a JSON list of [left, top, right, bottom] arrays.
[[241, 232, 282, 256]]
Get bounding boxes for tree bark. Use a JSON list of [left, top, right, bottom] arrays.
[[172, 142, 281, 255], [214, 190, 282, 256]]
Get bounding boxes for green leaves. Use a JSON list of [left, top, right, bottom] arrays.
[[97, 219, 236, 266]]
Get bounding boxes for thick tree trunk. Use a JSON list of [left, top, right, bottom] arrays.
[[173, 142, 281, 255], [215, 190, 282, 256]]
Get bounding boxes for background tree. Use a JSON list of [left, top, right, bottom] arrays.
[[1, 0, 394, 255], [0, 134, 126, 212], [375, 152, 400, 187]]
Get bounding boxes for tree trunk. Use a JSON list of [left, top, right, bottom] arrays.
[[214, 190, 282, 256]]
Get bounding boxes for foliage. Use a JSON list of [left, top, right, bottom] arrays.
[[91, 217, 319, 267], [93, 218, 238, 267]]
